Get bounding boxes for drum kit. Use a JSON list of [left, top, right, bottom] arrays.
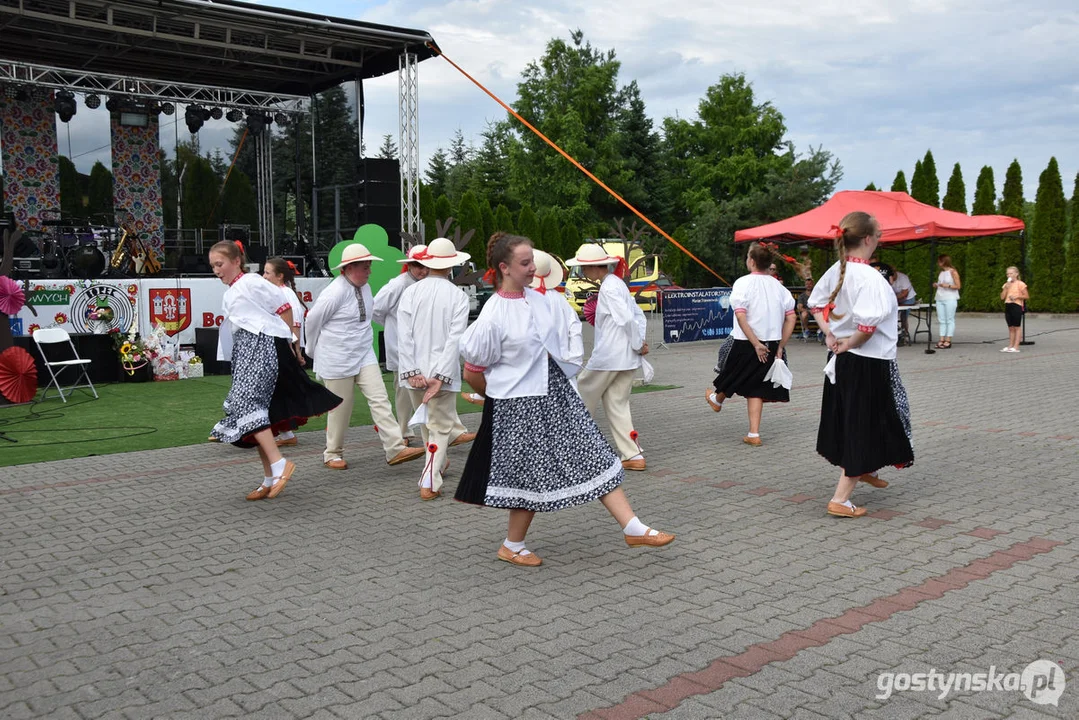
[[11, 213, 160, 279]]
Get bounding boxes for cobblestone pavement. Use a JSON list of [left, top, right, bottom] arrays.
[[3, 314, 1078, 719]]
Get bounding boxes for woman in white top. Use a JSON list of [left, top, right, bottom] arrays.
[[933, 254, 961, 349], [809, 212, 914, 518], [570, 244, 650, 471], [208, 241, 341, 501], [455, 233, 674, 567], [263, 257, 308, 447], [706, 243, 796, 446]]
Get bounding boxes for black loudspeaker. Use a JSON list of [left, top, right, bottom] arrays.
[[246, 244, 268, 268], [179, 254, 212, 274], [360, 158, 401, 249], [195, 328, 231, 375]]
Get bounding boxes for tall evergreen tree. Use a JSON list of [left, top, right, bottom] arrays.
[[517, 203, 540, 242], [419, 183, 436, 242], [966, 166, 998, 310], [479, 198, 495, 248], [999, 160, 1026, 276], [86, 161, 114, 221], [1061, 172, 1079, 312], [493, 204, 515, 236], [471, 122, 513, 211], [561, 223, 583, 262], [424, 148, 450, 199], [904, 159, 932, 298], [864, 182, 878, 191], [891, 170, 908, 193], [614, 80, 664, 221], [1028, 157, 1066, 311], [434, 194, 454, 229], [58, 156, 83, 220], [218, 170, 258, 228], [181, 153, 220, 230], [921, 150, 940, 207], [456, 191, 485, 262], [538, 208, 562, 255], [941, 162, 968, 302], [377, 134, 398, 159]]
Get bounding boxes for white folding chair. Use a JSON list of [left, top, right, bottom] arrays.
[[32, 328, 99, 403]]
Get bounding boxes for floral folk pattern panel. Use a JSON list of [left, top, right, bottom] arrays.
[[0, 94, 61, 231], [111, 115, 164, 262]]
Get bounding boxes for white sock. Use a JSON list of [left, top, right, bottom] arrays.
[[831, 499, 855, 508], [420, 474, 432, 489], [709, 392, 721, 405], [627, 453, 644, 462], [270, 458, 287, 478], [278, 431, 295, 440], [622, 516, 658, 537], [261, 476, 273, 488], [503, 539, 531, 555], [747, 432, 760, 438]]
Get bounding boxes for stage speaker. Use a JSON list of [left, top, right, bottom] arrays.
[[246, 244, 268, 268], [360, 158, 402, 249], [195, 328, 231, 375], [179, 254, 212, 274]]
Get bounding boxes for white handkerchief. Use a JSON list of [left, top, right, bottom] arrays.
[[407, 403, 429, 429], [823, 355, 837, 385], [640, 358, 655, 384], [763, 358, 793, 389]]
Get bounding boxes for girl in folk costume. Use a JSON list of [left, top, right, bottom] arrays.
[[207, 241, 341, 500], [569, 244, 650, 471], [396, 238, 473, 500], [706, 243, 796, 446], [373, 245, 430, 446], [809, 212, 914, 518], [455, 233, 673, 567], [263, 257, 308, 447]]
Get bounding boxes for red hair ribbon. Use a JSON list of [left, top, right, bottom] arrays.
[[829, 225, 843, 240], [781, 254, 796, 264], [286, 260, 297, 272], [234, 240, 245, 255], [482, 268, 496, 284], [614, 257, 628, 280]]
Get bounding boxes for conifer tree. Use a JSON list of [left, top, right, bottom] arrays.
[[1061, 172, 1079, 312], [480, 198, 495, 247], [434, 194, 454, 229], [493, 204, 515, 236], [456, 191, 485, 261], [941, 163, 967, 302], [864, 182, 878, 191], [966, 166, 997, 310], [905, 159, 932, 298], [516, 204, 540, 242], [1028, 158, 1066, 310], [999, 160, 1026, 277], [419, 184, 436, 242], [891, 170, 908, 193], [561, 223, 583, 263], [921, 150, 940, 207]]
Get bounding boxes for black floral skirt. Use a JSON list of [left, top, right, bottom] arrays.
[[211, 329, 341, 448], [712, 339, 789, 402], [816, 352, 914, 477], [455, 362, 624, 512]]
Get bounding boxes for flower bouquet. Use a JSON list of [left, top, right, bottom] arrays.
[[115, 329, 154, 382]]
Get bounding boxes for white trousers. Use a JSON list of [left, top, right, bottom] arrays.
[[323, 364, 406, 463], [407, 389, 458, 492], [577, 368, 640, 460]]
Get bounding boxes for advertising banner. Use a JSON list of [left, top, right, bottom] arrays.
[[661, 288, 734, 343]]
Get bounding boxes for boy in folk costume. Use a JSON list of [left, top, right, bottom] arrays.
[[396, 238, 473, 500], [305, 243, 425, 470], [569, 244, 650, 471]]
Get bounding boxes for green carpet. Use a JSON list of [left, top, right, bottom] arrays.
[[0, 375, 677, 466]]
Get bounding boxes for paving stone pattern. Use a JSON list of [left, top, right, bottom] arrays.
[[2, 314, 1078, 719]]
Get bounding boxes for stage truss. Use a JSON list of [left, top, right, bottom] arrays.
[[398, 53, 420, 240]]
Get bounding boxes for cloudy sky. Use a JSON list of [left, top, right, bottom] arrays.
[[28, 0, 1079, 209]]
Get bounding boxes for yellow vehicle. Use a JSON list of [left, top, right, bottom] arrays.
[[565, 240, 662, 314]]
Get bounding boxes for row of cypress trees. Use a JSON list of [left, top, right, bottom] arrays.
[[870, 152, 1077, 312]]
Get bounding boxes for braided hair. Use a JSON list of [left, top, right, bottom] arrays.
[[265, 257, 308, 314], [486, 231, 533, 289], [827, 212, 879, 320]]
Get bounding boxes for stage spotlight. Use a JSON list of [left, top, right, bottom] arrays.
[[245, 111, 268, 135], [185, 105, 210, 134], [3, 85, 18, 99], [84, 93, 101, 109], [54, 90, 77, 122], [225, 108, 243, 122], [160, 102, 175, 116], [105, 96, 119, 112], [209, 107, 223, 120], [274, 112, 288, 126]]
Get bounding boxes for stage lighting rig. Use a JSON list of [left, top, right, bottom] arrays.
[[245, 111, 270, 135], [84, 93, 101, 110], [160, 102, 175, 116], [185, 105, 211, 134], [54, 90, 77, 122], [274, 112, 289, 126], [210, 107, 223, 120], [225, 109, 243, 122]]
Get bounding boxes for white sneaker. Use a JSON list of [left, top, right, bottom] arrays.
[[1000, 347, 1010, 352], [1011, 348, 1020, 353]]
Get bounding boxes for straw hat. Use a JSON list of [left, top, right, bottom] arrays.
[[397, 244, 428, 264], [332, 243, 384, 270], [411, 237, 470, 269], [565, 243, 618, 266], [529, 250, 564, 291]]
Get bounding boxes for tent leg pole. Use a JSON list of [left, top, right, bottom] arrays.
[[1020, 309, 1034, 346]]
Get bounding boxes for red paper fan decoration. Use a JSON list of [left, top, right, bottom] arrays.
[[0, 346, 38, 404], [582, 295, 598, 326], [0, 275, 25, 315]]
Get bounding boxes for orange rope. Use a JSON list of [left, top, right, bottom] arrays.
[[428, 43, 730, 286]]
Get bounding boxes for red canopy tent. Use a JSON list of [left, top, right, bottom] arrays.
[[734, 191, 1024, 245]]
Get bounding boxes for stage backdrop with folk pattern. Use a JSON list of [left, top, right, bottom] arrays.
[[110, 113, 164, 262], [0, 93, 60, 231]]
